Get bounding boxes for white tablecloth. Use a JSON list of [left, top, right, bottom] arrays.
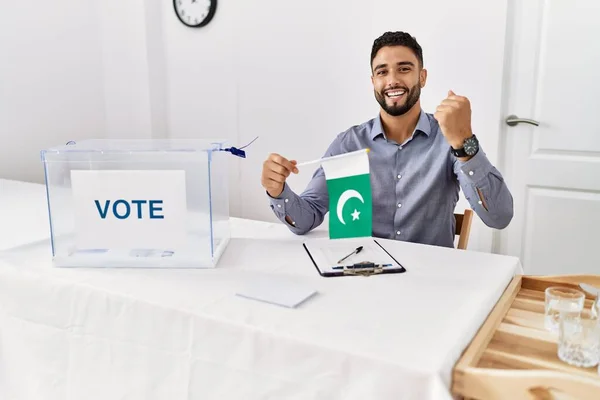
[[0, 180, 523, 400]]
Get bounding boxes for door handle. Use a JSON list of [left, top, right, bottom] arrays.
[[505, 114, 540, 127]]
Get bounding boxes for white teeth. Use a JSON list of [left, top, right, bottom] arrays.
[[386, 90, 406, 97]]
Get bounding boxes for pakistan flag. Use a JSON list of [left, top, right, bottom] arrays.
[[321, 149, 372, 239]]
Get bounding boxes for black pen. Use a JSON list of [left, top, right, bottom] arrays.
[[332, 263, 393, 270], [337, 246, 363, 264]]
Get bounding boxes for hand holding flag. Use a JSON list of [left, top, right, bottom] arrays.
[[261, 153, 298, 198], [262, 148, 373, 240]]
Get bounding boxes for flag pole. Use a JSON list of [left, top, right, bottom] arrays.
[[296, 148, 370, 168]]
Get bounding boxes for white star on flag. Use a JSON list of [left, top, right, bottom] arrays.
[[351, 209, 360, 221]]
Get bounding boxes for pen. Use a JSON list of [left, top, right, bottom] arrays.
[[332, 263, 393, 270], [337, 246, 364, 264]]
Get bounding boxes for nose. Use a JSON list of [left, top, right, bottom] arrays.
[[386, 70, 402, 88]]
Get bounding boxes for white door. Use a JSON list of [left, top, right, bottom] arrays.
[[497, 0, 600, 275]]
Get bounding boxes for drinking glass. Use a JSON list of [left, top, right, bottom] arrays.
[[558, 316, 600, 368], [544, 286, 585, 333]]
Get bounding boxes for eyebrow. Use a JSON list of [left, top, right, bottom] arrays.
[[374, 61, 416, 71]]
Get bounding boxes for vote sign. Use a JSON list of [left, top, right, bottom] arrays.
[[71, 170, 187, 250]]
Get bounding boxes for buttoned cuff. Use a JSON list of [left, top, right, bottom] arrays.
[[457, 150, 493, 184], [268, 183, 294, 215]]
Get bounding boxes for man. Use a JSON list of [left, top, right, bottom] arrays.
[[260, 31, 513, 248]]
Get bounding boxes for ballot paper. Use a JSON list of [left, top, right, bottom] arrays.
[[236, 275, 318, 308]]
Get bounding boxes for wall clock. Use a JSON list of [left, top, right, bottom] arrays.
[[173, 0, 217, 28]]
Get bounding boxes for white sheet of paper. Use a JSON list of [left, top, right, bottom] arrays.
[[236, 276, 317, 308]]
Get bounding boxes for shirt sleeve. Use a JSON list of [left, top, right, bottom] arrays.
[[267, 134, 344, 234], [267, 170, 329, 234], [453, 148, 514, 229]]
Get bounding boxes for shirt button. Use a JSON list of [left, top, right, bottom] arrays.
[[397, 174, 402, 179], [469, 171, 474, 176], [284, 199, 289, 203], [478, 200, 483, 205], [277, 204, 282, 208], [396, 231, 401, 235], [397, 203, 402, 208], [398, 146, 403, 150]]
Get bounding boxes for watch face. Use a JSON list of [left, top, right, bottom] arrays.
[[463, 136, 479, 156], [174, 0, 217, 28]]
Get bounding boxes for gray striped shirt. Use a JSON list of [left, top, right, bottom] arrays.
[[268, 110, 513, 248]]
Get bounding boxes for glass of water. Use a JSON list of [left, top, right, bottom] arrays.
[[558, 316, 600, 368], [545, 286, 585, 333], [592, 296, 600, 320]]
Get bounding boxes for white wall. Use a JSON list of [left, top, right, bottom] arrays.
[[0, 0, 168, 183], [96, 0, 169, 140], [97, 0, 153, 139], [0, 0, 107, 183], [1, 0, 509, 252]]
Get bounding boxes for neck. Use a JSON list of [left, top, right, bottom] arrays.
[[380, 101, 422, 144]]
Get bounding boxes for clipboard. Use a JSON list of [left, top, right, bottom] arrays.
[[302, 238, 406, 277]]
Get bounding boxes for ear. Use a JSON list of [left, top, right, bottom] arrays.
[[371, 74, 374, 86], [419, 68, 428, 88]]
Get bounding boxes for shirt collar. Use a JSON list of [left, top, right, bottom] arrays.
[[369, 109, 431, 140]]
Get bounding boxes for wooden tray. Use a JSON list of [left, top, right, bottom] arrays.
[[452, 275, 600, 400]]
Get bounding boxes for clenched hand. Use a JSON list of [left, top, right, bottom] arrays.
[[434, 90, 473, 150]]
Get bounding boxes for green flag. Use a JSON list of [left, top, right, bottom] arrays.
[[321, 149, 372, 239]]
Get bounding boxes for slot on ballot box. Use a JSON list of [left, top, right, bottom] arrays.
[[40, 139, 231, 268]]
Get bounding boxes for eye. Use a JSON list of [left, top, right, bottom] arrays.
[[399, 67, 411, 73], [377, 70, 387, 76]]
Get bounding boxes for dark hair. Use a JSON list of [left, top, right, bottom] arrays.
[[370, 31, 423, 70]]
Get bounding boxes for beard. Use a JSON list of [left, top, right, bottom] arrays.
[[374, 81, 421, 116]]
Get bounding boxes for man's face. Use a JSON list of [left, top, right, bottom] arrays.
[[371, 45, 427, 116]]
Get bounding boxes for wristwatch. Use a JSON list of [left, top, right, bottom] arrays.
[[450, 134, 479, 158]]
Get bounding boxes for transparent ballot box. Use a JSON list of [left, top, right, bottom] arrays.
[[40, 139, 230, 268]]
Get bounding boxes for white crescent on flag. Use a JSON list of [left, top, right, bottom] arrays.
[[336, 189, 364, 225]]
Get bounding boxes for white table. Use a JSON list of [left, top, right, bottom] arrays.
[[0, 179, 51, 250], [0, 180, 523, 400]]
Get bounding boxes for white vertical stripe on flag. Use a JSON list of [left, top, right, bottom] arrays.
[[321, 151, 370, 180]]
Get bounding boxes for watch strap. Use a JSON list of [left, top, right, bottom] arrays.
[[450, 146, 468, 158]]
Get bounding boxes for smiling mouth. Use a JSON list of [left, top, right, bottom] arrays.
[[385, 89, 407, 99]]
